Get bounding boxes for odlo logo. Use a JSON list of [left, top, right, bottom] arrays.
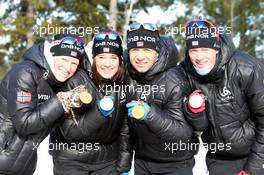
[[219, 86, 233, 101]]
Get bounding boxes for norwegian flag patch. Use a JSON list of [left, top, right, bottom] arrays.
[[103, 47, 110, 52], [71, 51, 77, 57], [137, 41, 143, 47], [17, 91, 32, 103]]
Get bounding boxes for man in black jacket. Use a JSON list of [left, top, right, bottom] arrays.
[[125, 23, 198, 175], [0, 34, 85, 175], [181, 19, 264, 175]]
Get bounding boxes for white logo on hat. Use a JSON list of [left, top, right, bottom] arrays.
[[103, 47, 110, 52], [137, 41, 144, 47], [95, 41, 119, 48], [71, 51, 77, 57], [192, 41, 199, 46], [127, 36, 156, 43], [194, 33, 209, 38]]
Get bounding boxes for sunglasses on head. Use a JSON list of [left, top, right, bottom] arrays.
[[93, 32, 121, 41], [186, 20, 215, 29], [60, 37, 84, 49], [185, 19, 220, 40], [128, 22, 158, 32]]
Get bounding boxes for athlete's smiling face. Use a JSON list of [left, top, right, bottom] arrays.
[[188, 47, 218, 72], [53, 56, 79, 82]]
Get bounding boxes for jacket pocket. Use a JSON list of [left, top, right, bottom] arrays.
[[219, 120, 243, 143], [0, 116, 14, 151], [243, 118, 255, 141], [219, 118, 255, 144]]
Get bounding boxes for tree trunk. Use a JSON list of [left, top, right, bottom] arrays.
[[25, 0, 34, 49], [109, 0, 118, 31], [230, 0, 234, 38], [122, 0, 135, 40]]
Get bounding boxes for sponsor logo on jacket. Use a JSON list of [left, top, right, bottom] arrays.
[[219, 86, 234, 101], [43, 70, 49, 79], [38, 94, 50, 101]]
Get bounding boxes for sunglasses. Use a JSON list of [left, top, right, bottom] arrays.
[[128, 22, 158, 32], [93, 32, 121, 41], [185, 20, 220, 40], [60, 37, 84, 49], [186, 20, 215, 29]]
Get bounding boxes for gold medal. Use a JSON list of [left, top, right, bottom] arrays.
[[80, 91, 92, 104], [132, 103, 145, 119]]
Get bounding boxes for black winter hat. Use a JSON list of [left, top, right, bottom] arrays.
[[50, 34, 85, 60], [185, 27, 220, 50], [92, 31, 123, 59], [127, 26, 160, 52]]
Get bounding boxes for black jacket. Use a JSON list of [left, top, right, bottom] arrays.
[[0, 42, 65, 175], [181, 33, 264, 175], [49, 68, 131, 173], [126, 36, 198, 163]]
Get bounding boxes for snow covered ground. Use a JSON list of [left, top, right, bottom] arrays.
[[34, 137, 208, 175]]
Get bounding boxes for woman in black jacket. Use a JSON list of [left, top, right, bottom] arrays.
[[0, 34, 85, 175], [50, 30, 131, 175]]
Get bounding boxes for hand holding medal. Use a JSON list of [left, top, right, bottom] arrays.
[[57, 85, 93, 126], [187, 89, 205, 113], [126, 100, 150, 120], [97, 96, 115, 117]]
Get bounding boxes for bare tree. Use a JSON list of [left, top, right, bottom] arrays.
[[122, 0, 135, 40], [20, 0, 35, 49], [109, 0, 118, 31], [25, 1, 35, 49]]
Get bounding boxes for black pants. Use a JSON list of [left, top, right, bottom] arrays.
[[134, 158, 194, 175], [53, 157, 119, 175], [206, 155, 248, 175]]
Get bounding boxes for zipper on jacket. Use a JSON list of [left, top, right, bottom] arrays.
[[209, 84, 224, 142]]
